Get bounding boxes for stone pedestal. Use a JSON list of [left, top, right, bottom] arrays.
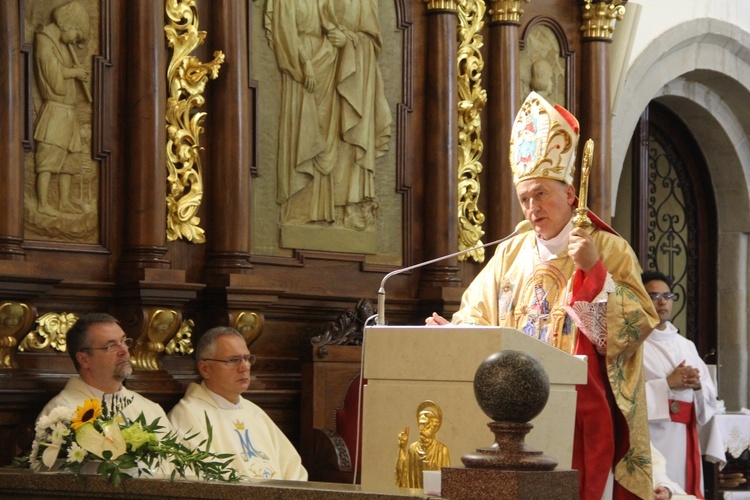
[[441, 467, 579, 500]]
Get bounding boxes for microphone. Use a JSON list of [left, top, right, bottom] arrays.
[[376, 220, 531, 326]]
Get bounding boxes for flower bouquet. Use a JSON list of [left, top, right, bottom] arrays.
[[25, 396, 240, 486]]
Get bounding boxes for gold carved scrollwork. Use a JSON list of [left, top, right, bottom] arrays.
[[488, 0, 530, 24], [233, 311, 264, 347], [131, 308, 186, 371], [580, 0, 626, 40], [0, 302, 36, 368], [423, 0, 458, 11], [165, 318, 195, 356], [19, 312, 78, 353], [164, 0, 224, 243], [457, 0, 487, 262]]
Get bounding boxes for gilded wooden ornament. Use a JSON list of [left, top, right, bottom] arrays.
[[132, 308, 185, 371], [0, 302, 36, 368], [457, 0, 487, 263], [488, 0, 530, 24], [19, 312, 78, 353], [165, 0, 224, 243], [581, 0, 626, 40]]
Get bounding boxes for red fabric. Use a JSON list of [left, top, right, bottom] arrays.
[[571, 199, 621, 237], [569, 206, 640, 498], [554, 104, 579, 133], [573, 334, 639, 499], [570, 261, 606, 304], [573, 334, 614, 499], [668, 400, 705, 499], [335, 375, 366, 470]]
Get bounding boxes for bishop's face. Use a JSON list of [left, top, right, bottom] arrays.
[[516, 178, 576, 240]]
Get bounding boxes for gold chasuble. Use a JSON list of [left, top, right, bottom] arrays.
[[453, 223, 659, 499]]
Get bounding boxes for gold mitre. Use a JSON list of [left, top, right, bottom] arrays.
[[509, 92, 580, 186]]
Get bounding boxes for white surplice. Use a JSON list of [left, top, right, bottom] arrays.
[[643, 322, 717, 495]]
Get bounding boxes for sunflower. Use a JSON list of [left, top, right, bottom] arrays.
[[71, 398, 102, 431]]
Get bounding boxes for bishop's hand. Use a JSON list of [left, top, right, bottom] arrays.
[[568, 227, 598, 273]]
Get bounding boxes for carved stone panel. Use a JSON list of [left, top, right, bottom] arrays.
[[520, 21, 568, 108], [23, 0, 100, 243], [252, 0, 402, 259]]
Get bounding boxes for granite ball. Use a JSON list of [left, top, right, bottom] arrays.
[[473, 350, 550, 423]]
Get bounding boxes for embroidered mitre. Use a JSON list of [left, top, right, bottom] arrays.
[[509, 92, 580, 186]]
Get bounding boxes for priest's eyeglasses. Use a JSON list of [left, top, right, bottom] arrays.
[[202, 354, 256, 368], [80, 337, 133, 353], [648, 292, 676, 301]]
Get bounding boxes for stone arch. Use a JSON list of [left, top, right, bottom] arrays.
[[612, 18, 750, 408]]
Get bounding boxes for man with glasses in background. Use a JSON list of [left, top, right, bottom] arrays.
[[169, 326, 307, 481], [37, 312, 172, 432], [642, 271, 717, 499]]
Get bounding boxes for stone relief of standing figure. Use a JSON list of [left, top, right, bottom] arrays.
[[265, 0, 391, 232], [330, 0, 392, 230], [33, 1, 90, 216]]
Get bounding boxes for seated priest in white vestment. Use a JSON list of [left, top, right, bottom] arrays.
[[37, 313, 172, 433], [642, 271, 717, 499], [169, 327, 308, 481]]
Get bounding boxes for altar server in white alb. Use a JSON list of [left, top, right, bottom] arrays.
[[642, 271, 717, 499], [169, 326, 307, 481]]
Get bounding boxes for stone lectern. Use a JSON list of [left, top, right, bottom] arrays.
[[360, 326, 586, 494]]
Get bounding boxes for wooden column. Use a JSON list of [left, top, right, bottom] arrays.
[[205, 0, 252, 277], [120, 0, 169, 274], [579, 0, 624, 223], [116, 1, 201, 390], [421, 0, 460, 287], [485, 0, 528, 241], [0, 1, 25, 260]]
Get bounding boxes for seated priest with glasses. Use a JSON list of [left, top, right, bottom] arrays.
[[168, 326, 307, 481], [37, 313, 172, 431]]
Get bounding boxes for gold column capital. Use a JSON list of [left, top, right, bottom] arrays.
[[488, 0, 530, 24], [423, 0, 458, 12], [580, 0, 626, 40]]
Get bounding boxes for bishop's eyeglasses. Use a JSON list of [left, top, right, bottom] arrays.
[[202, 354, 256, 368]]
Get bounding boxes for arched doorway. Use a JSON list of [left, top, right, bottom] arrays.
[[616, 101, 717, 359]]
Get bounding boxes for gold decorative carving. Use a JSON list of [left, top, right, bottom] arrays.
[[423, 0, 458, 11], [233, 311, 264, 347], [164, 0, 224, 243], [0, 303, 36, 368], [395, 400, 451, 488], [580, 0, 626, 40], [488, 0, 530, 24], [457, 0, 487, 263], [131, 308, 183, 371], [165, 318, 195, 356], [19, 312, 78, 353]]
